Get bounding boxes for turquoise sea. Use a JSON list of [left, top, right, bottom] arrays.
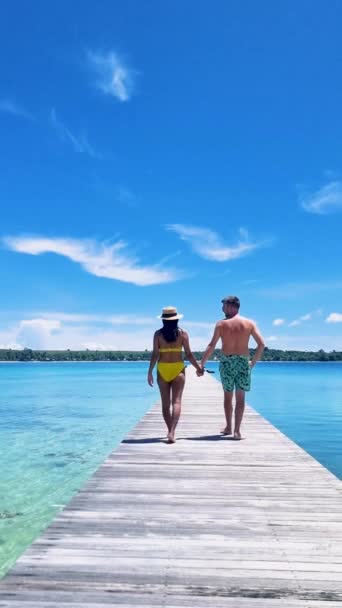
[[0, 361, 341, 577]]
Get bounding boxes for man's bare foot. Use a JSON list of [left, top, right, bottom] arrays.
[[233, 431, 242, 440], [220, 427, 232, 435]]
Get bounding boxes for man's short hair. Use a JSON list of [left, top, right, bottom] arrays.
[[221, 295, 240, 309]]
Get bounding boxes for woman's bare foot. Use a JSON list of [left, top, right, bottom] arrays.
[[167, 432, 176, 444], [233, 431, 242, 440], [220, 427, 232, 435]]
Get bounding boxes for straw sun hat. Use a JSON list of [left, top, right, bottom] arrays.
[[158, 306, 183, 320]]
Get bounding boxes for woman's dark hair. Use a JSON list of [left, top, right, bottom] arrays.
[[160, 319, 180, 343]]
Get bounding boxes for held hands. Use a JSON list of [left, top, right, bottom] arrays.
[[196, 364, 204, 377], [147, 371, 154, 387]]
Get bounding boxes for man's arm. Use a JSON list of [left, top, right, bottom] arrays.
[[147, 331, 159, 386], [250, 324, 265, 368], [182, 331, 203, 374], [200, 322, 222, 368]]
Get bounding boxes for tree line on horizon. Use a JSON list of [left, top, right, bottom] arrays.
[[0, 347, 341, 362]]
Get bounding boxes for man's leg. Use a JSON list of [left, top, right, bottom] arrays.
[[234, 389, 245, 439], [219, 358, 234, 434], [222, 391, 233, 435], [168, 371, 185, 443], [157, 375, 172, 435]]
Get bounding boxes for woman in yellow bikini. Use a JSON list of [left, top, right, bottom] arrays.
[[147, 306, 203, 443]]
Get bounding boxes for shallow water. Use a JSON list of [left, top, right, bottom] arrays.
[[0, 362, 155, 577], [0, 361, 341, 577]]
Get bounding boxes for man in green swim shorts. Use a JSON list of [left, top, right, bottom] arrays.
[[199, 296, 265, 439]]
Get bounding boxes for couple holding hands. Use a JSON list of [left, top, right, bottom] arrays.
[[148, 296, 265, 443]]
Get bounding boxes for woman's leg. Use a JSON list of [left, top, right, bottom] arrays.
[[168, 371, 186, 442], [157, 374, 172, 435]]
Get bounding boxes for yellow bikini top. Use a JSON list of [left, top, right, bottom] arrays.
[[159, 346, 183, 353]]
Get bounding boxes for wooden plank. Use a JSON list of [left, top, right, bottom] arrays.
[[0, 367, 341, 606]]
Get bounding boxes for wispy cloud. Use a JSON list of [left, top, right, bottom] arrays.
[[256, 281, 342, 298], [36, 312, 105, 323], [0, 99, 34, 120], [50, 108, 99, 158], [0, 311, 215, 350], [300, 181, 342, 214], [3, 235, 181, 286], [116, 186, 138, 207], [87, 50, 136, 102], [288, 311, 321, 327], [37, 312, 157, 325], [16, 319, 61, 350], [272, 318, 285, 326], [262, 334, 342, 351], [10, 309, 216, 331], [166, 225, 267, 262], [326, 312, 342, 323], [266, 335, 278, 342], [288, 319, 301, 327]]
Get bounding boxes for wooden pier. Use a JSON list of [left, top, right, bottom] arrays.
[[0, 368, 341, 607]]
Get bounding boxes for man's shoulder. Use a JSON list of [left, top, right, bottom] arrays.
[[236, 315, 256, 327], [215, 319, 225, 327]]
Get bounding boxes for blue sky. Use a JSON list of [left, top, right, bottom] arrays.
[[1, 0, 342, 351]]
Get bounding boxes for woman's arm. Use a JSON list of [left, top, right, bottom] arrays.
[[147, 331, 160, 386], [182, 330, 203, 375], [200, 322, 221, 368]]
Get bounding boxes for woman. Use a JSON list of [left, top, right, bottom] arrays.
[[147, 306, 203, 443]]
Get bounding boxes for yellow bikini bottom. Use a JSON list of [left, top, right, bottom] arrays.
[[157, 361, 185, 383]]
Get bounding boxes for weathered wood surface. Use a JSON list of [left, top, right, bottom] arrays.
[[0, 367, 341, 607]]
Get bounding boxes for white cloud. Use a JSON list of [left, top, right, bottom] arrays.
[[3, 235, 181, 286], [36, 312, 105, 323], [167, 225, 266, 262], [260, 335, 342, 351], [301, 181, 342, 214], [19, 319, 61, 331], [300, 313, 311, 321], [35, 311, 157, 325], [0, 318, 213, 351], [256, 280, 342, 298], [289, 311, 316, 327], [326, 313, 342, 323], [50, 108, 99, 158], [1, 312, 341, 352], [16, 319, 61, 349], [272, 318, 285, 326], [0, 99, 33, 120], [82, 342, 108, 351], [87, 50, 135, 102], [185, 321, 215, 329], [0, 341, 24, 350], [288, 320, 301, 327], [15, 311, 215, 331]]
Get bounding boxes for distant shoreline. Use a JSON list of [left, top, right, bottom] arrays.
[[1, 360, 341, 364], [1, 348, 341, 363]]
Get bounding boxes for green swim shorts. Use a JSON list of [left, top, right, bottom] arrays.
[[219, 354, 251, 392]]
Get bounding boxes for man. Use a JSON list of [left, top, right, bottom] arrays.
[[199, 296, 265, 439]]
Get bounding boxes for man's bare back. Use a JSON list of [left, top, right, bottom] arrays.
[[218, 315, 256, 356]]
